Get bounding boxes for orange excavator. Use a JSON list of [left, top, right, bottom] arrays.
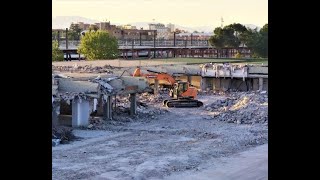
[[133, 67, 203, 108]]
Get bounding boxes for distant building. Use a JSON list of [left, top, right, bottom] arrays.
[[176, 32, 212, 40], [122, 24, 137, 30], [77, 22, 90, 30], [149, 23, 171, 39], [70, 21, 156, 40], [120, 29, 155, 40], [167, 23, 175, 32]]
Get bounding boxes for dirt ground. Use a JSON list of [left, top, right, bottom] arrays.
[[52, 59, 185, 68], [52, 94, 268, 180]]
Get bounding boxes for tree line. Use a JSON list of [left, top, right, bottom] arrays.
[[52, 23, 268, 61], [209, 23, 268, 58]]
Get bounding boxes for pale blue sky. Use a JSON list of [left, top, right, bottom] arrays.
[[53, 0, 268, 27]]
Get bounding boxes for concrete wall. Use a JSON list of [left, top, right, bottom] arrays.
[[252, 78, 268, 91], [200, 77, 268, 92], [58, 79, 98, 93]]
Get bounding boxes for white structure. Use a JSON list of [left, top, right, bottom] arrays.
[[72, 98, 90, 127], [149, 23, 170, 39], [167, 23, 175, 32], [201, 63, 248, 80]]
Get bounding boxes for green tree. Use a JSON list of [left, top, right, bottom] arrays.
[[52, 31, 58, 40], [255, 24, 268, 58], [68, 23, 82, 40], [209, 23, 268, 58], [78, 30, 119, 60], [241, 24, 268, 58], [208, 27, 225, 57], [52, 40, 64, 61]]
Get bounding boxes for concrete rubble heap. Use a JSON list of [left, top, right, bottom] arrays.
[[52, 126, 77, 146], [203, 91, 268, 125], [52, 64, 116, 73], [85, 92, 170, 130]]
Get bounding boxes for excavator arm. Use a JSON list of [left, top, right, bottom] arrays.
[[133, 67, 176, 87]]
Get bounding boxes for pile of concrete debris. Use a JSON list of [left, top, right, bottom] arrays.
[[52, 64, 115, 73], [52, 126, 78, 146], [204, 91, 268, 125], [84, 93, 170, 129], [198, 90, 227, 96], [138, 92, 169, 103]]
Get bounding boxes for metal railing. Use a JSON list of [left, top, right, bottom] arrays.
[[55, 39, 210, 49]]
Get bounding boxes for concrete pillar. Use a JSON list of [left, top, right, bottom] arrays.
[[187, 76, 192, 84], [129, 93, 137, 116], [252, 79, 258, 91], [212, 78, 222, 91], [97, 95, 104, 116], [201, 77, 208, 91], [52, 102, 59, 126], [221, 79, 231, 92], [72, 98, 90, 127], [259, 78, 264, 91], [154, 79, 159, 95], [263, 79, 268, 91], [103, 95, 112, 120], [93, 98, 97, 111]]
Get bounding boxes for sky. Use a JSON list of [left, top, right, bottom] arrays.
[[53, 0, 268, 28]]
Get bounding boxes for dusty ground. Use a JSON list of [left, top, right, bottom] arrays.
[[52, 93, 268, 180], [52, 59, 185, 68]]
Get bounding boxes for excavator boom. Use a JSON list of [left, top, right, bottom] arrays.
[[133, 67, 203, 108]]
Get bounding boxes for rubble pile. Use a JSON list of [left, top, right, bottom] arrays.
[[87, 117, 107, 130], [204, 91, 268, 124], [57, 92, 90, 105], [198, 90, 226, 96], [52, 126, 78, 146], [52, 64, 115, 74], [138, 92, 169, 103], [84, 92, 171, 129]]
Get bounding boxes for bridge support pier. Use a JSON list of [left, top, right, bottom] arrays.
[[129, 93, 137, 116]]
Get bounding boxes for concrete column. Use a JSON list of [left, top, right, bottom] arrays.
[[253, 79, 259, 91], [129, 93, 137, 116], [201, 77, 208, 91], [154, 79, 159, 95], [187, 76, 192, 84], [212, 78, 221, 91], [221, 79, 231, 92], [97, 95, 104, 116], [52, 102, 59, 126], [103, 95, 112, 120], [259, 78, 264, 91], [72, 98, 90, 127], [93, 98, 97, 111]]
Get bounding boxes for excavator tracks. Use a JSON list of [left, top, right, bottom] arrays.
[[163, 98, 203, 108]]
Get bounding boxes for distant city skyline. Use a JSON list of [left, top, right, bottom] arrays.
[[53, 0, 268, 28]]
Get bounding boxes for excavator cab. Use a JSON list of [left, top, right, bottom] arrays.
[[172, 82, 189, 98], [164, 81, 203, 107]]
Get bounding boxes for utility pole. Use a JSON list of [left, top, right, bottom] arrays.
[[221, 17, 224, 28], [153, 30, 156, 58]]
